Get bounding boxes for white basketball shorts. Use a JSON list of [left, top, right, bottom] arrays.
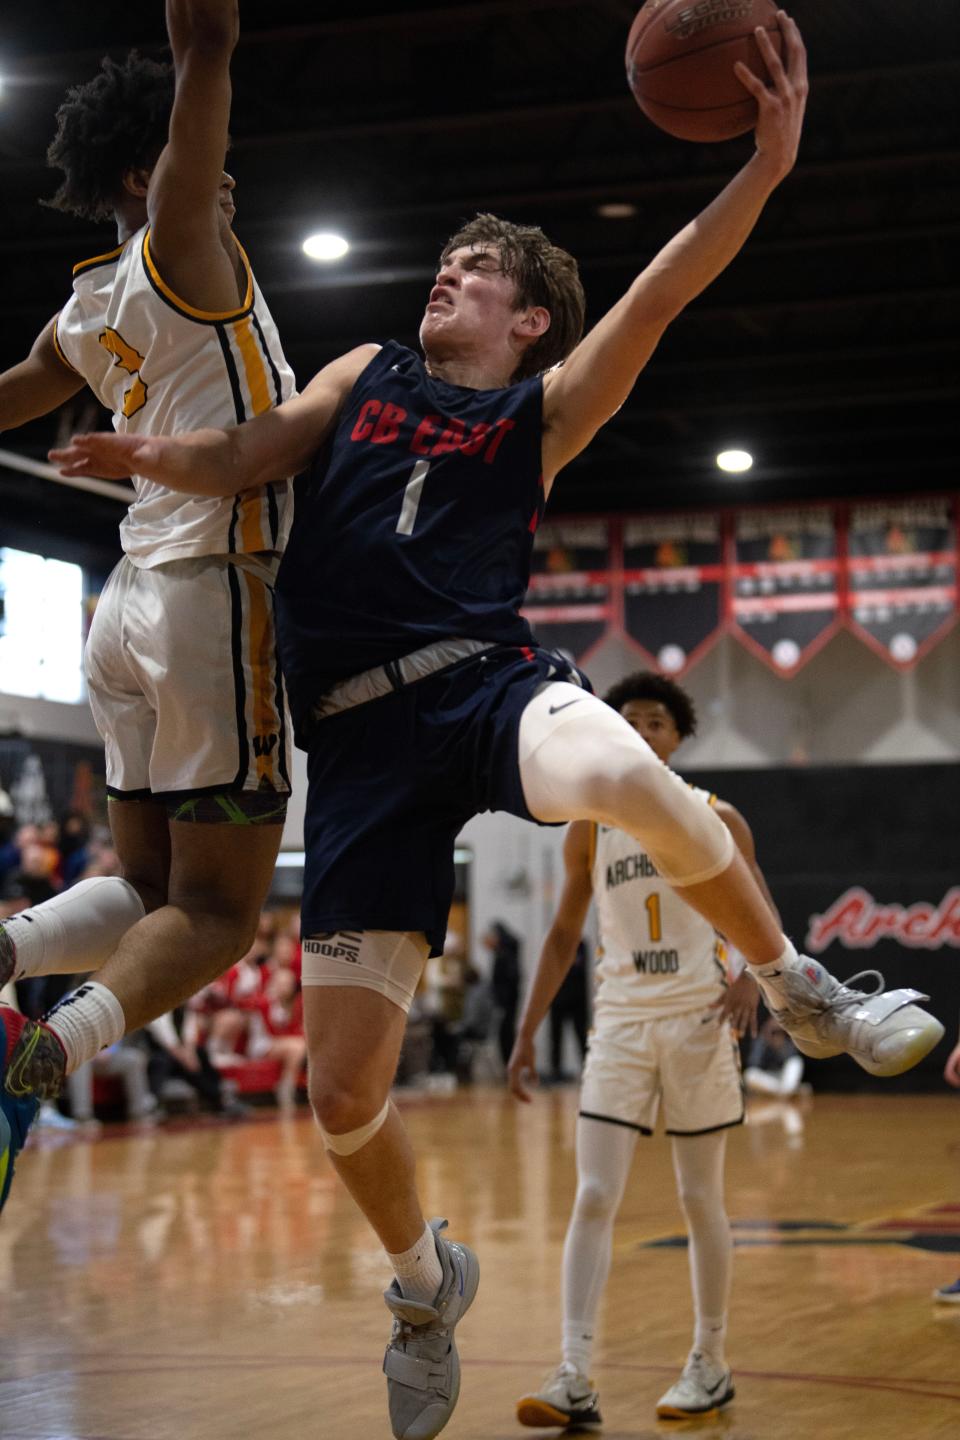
[[579, 1006, 744, 1137], [85, 552, 291, 799]]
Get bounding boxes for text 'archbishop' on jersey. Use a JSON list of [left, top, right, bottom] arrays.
[[275, 341, 548, 727], [591, 788, 728, 1022]]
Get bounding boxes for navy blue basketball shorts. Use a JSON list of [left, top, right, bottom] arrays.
[[301, 644, 590, 956]]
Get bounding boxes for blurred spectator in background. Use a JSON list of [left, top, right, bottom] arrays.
[[57, 809, 92, 887], [425, 930, 469, 1075], [244, 965, 307, 1109], [744, 1016, 807, 1098], [68, 1037, 158, 1126], [547, 938, 589, 1084], [144, 1009, 246, 1117], [484, 921, 521, 1068]]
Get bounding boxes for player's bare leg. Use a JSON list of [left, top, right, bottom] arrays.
[[304, 972, 479, 1440]]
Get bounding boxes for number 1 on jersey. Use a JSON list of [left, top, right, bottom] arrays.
[[645, 892, 662, 943], [396, 460, 430, 536]]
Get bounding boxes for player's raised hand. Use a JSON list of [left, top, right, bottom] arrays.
[[49, 431, 152, 480], [944, 1038, 960, 1088], [734, 10, 808, 178], [507, 1032, 540, 1103]]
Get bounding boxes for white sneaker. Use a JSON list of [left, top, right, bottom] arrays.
[[517, 1362, 601, 1428], [763, 956, 944, 1077], [656, 1351, 734, 1419]]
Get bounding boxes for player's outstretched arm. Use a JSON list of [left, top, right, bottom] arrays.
[[50, 344, 379, 496], [147, 1, 243, 312], [541, 10, 807, 484], [710, 800, 781, 1036], [507, 821, 594, 1102], [0, 315, 86, 433]]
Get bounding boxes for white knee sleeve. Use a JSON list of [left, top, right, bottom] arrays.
[[3, 876, 146, 979], [300, 930, 429, 1014], [518, 684, 734, 887], [318, 1098, 391, 1156]]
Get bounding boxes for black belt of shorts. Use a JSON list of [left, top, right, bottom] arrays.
[[310, 637, 495, 723]]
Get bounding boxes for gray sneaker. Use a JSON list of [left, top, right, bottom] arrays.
[[766, 957, 944, 1077], [382, 1218, 480, 1440]]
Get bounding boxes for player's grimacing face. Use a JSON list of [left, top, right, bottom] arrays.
[[619, 699, 682, 764], [419, 245, 522, 355]]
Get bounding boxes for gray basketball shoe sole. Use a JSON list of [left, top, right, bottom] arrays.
[[766, 956, 944, 1077], [383, 1217, 480, 1440]]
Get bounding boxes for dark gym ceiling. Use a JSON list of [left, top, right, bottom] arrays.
[[1, 0, 958, 570]]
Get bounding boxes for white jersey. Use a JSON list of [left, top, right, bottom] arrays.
[[590, 785, 728, 1023], [54, 225, 296, 568]]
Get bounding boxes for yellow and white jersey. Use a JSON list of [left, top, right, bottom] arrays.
[[54, 225, 296, 568], [590, 785, 728, 1023]]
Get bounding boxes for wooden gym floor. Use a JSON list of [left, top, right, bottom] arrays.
[[1, 1087, 958, 1440]]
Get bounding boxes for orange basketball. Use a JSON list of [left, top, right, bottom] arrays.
[[626, 0, 783, 143]]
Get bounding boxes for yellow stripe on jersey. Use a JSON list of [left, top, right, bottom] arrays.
[[232, 314, 272, 416], [239, 492, 268, 553], [142, 229, 254, 322], [72, 241, 128, 277], [243, 568, 281, 783], [52, 319, 79, 374]]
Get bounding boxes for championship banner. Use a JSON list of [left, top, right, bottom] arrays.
[[621, 513, 724, 675], [729, 506, 841, 675], [845, 498, 958, 668], [522, 518, 613, 662]]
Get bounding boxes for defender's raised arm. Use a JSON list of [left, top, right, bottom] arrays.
[[50, 345, 379, 495], [541, 10, 807, 485]]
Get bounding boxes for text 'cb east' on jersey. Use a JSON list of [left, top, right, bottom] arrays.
[[54, 225, 296, 568], [590, 785, 729, 1023], [275, 340, 547, 730]]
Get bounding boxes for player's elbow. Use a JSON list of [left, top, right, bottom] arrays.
[[175, 3, 239, 58]]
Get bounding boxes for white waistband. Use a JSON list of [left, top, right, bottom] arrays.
[[311, 637, 495, 721]]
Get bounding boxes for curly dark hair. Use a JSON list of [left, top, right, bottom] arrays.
[[603, 671, 698, 740], [440, 213, 586, 382], [44, 52, 174, 222]]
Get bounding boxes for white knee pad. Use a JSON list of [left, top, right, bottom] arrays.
[[518, 683, 734, 887], [318, 1098, 391, 1156], [300, 930, 429, 1014]]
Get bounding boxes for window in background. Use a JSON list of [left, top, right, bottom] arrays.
[[0, 547, 85, 703]]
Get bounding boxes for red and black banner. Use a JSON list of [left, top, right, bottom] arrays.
[[621, 513, 724, 675], [523, 518, 613, 662], [728, 506, 841, 675], [845, 498, 958, 668]]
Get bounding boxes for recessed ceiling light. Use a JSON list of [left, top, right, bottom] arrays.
[[716, 449, 753, 473], [596, 201, 637, 219], [302, 232, 349, 262]]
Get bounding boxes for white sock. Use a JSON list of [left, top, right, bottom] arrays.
[[562, 1321, 594, 1378], [2, 877, 145, 979], [694, 1314, 728, 1368], [562, 1116, 638, 1376], [388, 1222, 444, 1305], [44, 981, 126, 1074], [750, 937, 798, 1009]]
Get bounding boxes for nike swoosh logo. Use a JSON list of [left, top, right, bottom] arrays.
[[706, 1375, 728, 1396], [549, 699, 582, 715]]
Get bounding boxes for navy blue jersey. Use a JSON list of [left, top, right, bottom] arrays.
[[276, 341, 546, 731]]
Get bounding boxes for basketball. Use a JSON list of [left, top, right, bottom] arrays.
[[626, 0, 784, 143]]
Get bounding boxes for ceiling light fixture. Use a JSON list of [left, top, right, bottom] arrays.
[[716, 449, 753, 473], [596, 201, 637, 219], [302, 232, 349, 262]]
